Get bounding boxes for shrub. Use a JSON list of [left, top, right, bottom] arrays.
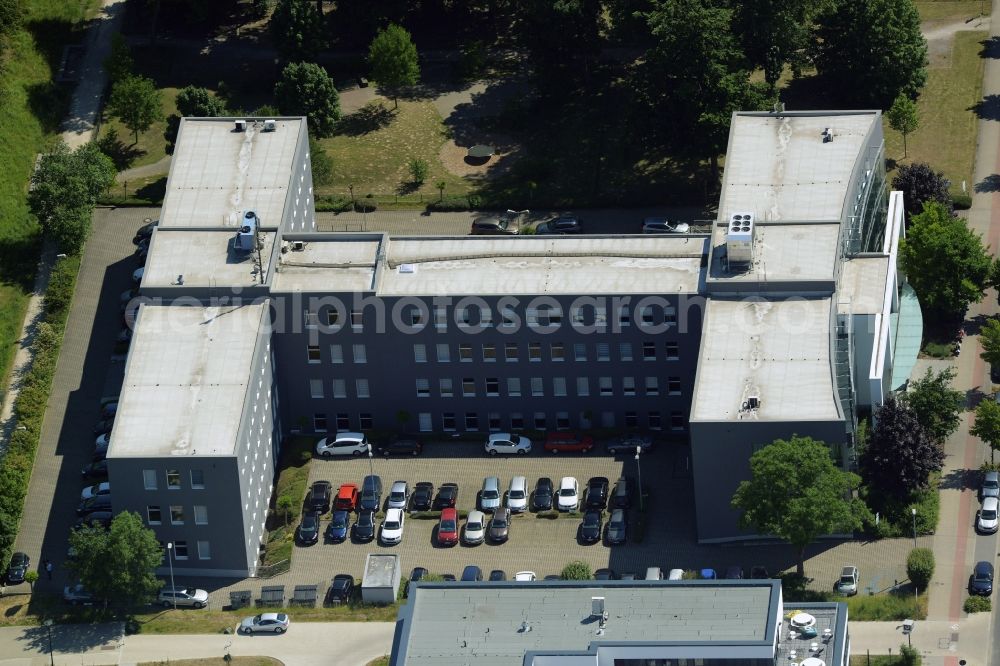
[[408, 158, 429, 184], [906, 548, 934, 591], [964, 595, 991, 613], [561, 560, 592, 580], [953, 192, 972, 210], [315, 196, 353, 213], [426, 197, 469, 212], [355, 199, 377, 213]]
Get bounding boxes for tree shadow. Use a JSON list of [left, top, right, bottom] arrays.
[[134, 177, 167, 204], [25, 18, 81, 73], [26, 82, 71, 135], [969, 95, 1000, 120], [396, 181, 421, 196], [96, 131, 145, 171], [981, 36, 1000, 59], [975, 175, 1000, 192], [334, 102, 396, 137], [939, 467, 980, 491]]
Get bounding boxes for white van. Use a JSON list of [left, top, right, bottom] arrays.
[[645, 567, 663, 580], [315, 432, 369, 457]]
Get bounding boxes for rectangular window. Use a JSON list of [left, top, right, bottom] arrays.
[[442, 412, 456, 431], [619, 309, 631, 327], [418, 413, 432, 432], [189, 470, 204, 489], [465, 412, 479, 430], [599, 377, 613, 396], [336, 413, 350, 430], [480, 309, 493, 327], [666, 342, 679, 360], [147, 505, 161, 525], [597, 343, 610, 361], [576, 377, 589, 397], [556, 412, 570, 430], [409, 309, 424, 327], [436, 344, 450, 362], [457, 307, 472, 326], [501, 309, 517, 328], [486, 377, 500, 396], [440, 378, 454, 397], [619, 343, 633, 361], [483, 343, 497, 362], [668, 377, 682, 394], [330, 344, 343, 364], [462, 378, 476, 397], [352, 344, 367, 363], [307, 345, 321, 363], [459, 344, 473, 361], [534, 412, 547, 429], [351, 310, 363, 328], [314, 413, 327, 432], [416, 378, 431, 397], [595, 307, 607, 327], [143, 470, 157, 490], [649, 411, 663, 430], [641, 305, 655, 325], [528, 342, 542, 361], [553, 377, 567, 396], [671, 411, 686, 430], [194, 505, 208, 525], [665, 309, 677, 325], [574, 343, 587, 361], [173, 541, 189, 560], [197, 540, 211, 560], [643, 342, 656, 361], [646, 377, 660, 396], [488, 412, 501, 431], [526, 308, 538, 327], [531, 377, 544, 397], [326, 309, 340, 327], [625, 411, 638, 428], [413, 344, 427, 363], [355, 379, 370, 398], [359, 413, 373, 429], [551, 342, 565, 361], [507, 377, 521, 397], [304, 311, 318, 328], [167, 470, 181, 490], [510, 413, 524, 430], [309, 379, 324, 399], [333, 379, 347, 399], [170, 506, 185, 525], [601, 411, 615, 428], [572, 308, 585, 326], [623, 376, 636, 396], [505, 342, 519, 362]]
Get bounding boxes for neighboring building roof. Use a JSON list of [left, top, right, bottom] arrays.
[[272, 237, 381, 292], [108, 303, 268, 457], [708, 222, 841, 285], [838, 256, 889, 314], [159, 117, 304, 230], [142, 230, 275, 288]]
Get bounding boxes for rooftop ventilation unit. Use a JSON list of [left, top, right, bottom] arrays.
[[234, 119, 247, 132], [726, 212, 754, 265], [234, 210, 259, 252], [263, 119, 276, 132], [291, 241, 305, 251], [822, 127, 834, 143]]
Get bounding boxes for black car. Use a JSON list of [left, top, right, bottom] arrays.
[[6, 552, 29, 585], [580, 510, 603, 543], [532, 477, 554, 511], [970, 561, 994, 596], [594, 568, 617, 581], [606, 435, 654, 455], [76, 494, 112, 516], [749, 565, 770, 579], [406, 567, 428, 597], [441, 574, 457, 581], [412, 482, 434, 511], [326, 510, 349, 542], [724, 566, 745, 580], [92, 418, 114, 436], [352, 510, 376, 542], [610, 477, 631, 509], [296, 512, 320, 545], [326, 574, 355, 605], [488, 569, 507, 581], [461, 565, 483, 582], [585, 477, 610, 510], [535, 215, 582, 235], [305, 481, 332, 514], [434, 482, 459, 509], [81, 460, 108, 480], [133, 219, 157, 245], [377, 437, 423, 457], [359, 475, 383, 511], [73, 511, 113, 530]]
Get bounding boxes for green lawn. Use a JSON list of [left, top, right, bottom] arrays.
[[97, 87, 181, 171], [0, 0, 97, 404], [915, 0, 984, 21]]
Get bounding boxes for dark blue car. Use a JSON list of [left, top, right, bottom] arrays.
[[326, 510, 349, 542]]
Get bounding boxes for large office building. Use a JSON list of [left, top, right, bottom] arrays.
[[107, 110, 914, 575]]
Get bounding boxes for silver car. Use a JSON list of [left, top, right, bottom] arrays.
[[239, 612, 290, 634], [463, 510, 486, 545], [507, 476, 528, 513], [978, 496, 999, 534], [642, 217, 690, 234], [158, 585, 209, 608], [480, 476, 501, 511], [388, 481, 409, 510]]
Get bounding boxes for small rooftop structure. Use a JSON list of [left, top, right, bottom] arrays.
[[272, 236, 382, 293], [362, 553, 401, 605]]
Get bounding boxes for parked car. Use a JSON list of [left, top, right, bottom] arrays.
[[296, 512, 320, 545], [488, 569, 507, 581], [132, 267, 144, 283], [92, 418, 114, 435], [315, 431, 369, 457], [461, 565, 483, 582], [381, 508, 405, 545], [80, 460, 108, 480], [668, 569, 685, 580], [543, 432, 594, 454], [377, 437, 423, 457], [606, 435, 654, 455], [406, 568, 428, 597], [535, 215, 582, 235], [76, 494, 112, 516], [435, 483, 459, 509], [580, 510, 603, 544], [133, 219, 157, 244], [507, 476, 528, 513], [645, 567, 664, 580], [437, 507, 459, 546], [352, 510, 376, 542], [724, 566, 745, 580], [970, 561, 994, 596], [700, 569, 717, 580], [610, 477, 631, 510], [488, 507, 511, 543], [978, 496, 999, 534], [63, 583, 96, 605], [470, 212, 520, 235], [585, 477, 610, 510], [532, 477, 554, 511], [333, 483, 359, 511], [620, 572, 638, 581], [100, 402, 118, 419], [594, 568, 617, 580], [484, 433, 532, 455], [80, 482, 110, 501], [412, 481, 434, 511], [557, 477, 579, 511], [388, 481, 410, 510], [642, 217, 690, 234], [359, 475, 383, 511], [158, 585, 209, 608], [983, 471, 1000, 500], [73, 511, 113, 530], [6, 552, 29, 585], [441, 574, 457, 581], [514, 571, 537, 581], [480, 476, 502, 511], [305, 481, 332, 514], [239, 613, 289, 634], [835, 566, 859, 595], [326, 510, 350, 542], [463, 510, 486, 545], [606, 509, 627, 545], [326, 575, 355, 605], [749, 565, 770, 579], [95, 433, 111, 449]]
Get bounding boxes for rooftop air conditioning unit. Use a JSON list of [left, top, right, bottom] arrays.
[[263, 119, 276, 132], [234, 119, 247, 132], [291, 241, 305, 251], [822, 127, 834, 143], [234, 210, 259, 252], [726, 212, 754, 265]]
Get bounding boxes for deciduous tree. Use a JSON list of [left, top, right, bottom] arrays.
[[368, 23, 419, 109], [900, 367, 963, 443], [891, 163, 952, 219], [269, 0, 326, 62], [108, 75, 163, 144], [887, 93, 919, 157], [560, 560, 592, 580], [175, 85, 227, 117], [732, 0, 833, 88], [0, 0, 22, 37], [972, 396, 1000, 463], [732, 436, 867, 576], [68, 512, 163, 606], [274, 62, 341, 137], [861, 396, 945, 500]]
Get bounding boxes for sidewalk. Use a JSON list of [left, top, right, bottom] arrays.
[[849, 617, 990, 665]]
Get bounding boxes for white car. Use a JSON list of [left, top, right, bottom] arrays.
[[668, 569, 684, 580], [484, 433, 532, 455], [978, 496, 999, 534], [514, 571, 537, 581], [80, 482, 110, 501], [387, 481, 409, 510], [507, 476, 528, 513], [642, 217, 691, 234], [315, 432, 369, 457], [381, 508, 405, 544], [557, 476, 579, 511], [463, 510, 486, 545]]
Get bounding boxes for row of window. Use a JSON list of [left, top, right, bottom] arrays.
[[143, 469, 205, 491], [306, 341, 682, 365], [313, 410, 686, 433], [147, 504, 208, 526], [160, 539, 211, 561]]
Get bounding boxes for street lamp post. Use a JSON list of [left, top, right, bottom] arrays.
[[635, 446, 644, 513], [166, 542, 176, 610], [911, 508, 917, 549], [43, 619, 54, 666], [366, 443, 375, 480]]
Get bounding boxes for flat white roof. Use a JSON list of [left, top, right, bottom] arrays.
[[691, 297, 839, 422], [377, 236, 706, 296], [838, 256, 889, 314], [160, 118, 302, 229], [272, 238, 380, 292], [142, 230, 275, 288], [708, 222, 840, 283], [109, 304, 267, 457]]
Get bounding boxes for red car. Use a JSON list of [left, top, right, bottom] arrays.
[[543, 432, 594, 454], [437, 507, 459, 546], [334, 483, 359, 511]]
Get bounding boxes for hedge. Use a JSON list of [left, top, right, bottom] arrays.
[[906, 548, 934, 592], [0, 255, 80, 573]]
